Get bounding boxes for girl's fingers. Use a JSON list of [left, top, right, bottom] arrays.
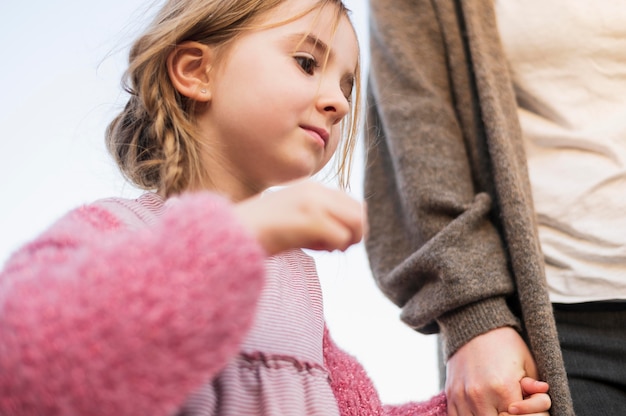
[[500, 413, 550, 416], [520, 377, 549, 396], [508, 393, 551, 415]]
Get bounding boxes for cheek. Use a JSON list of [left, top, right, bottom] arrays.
[[240, 72, 301, 117]]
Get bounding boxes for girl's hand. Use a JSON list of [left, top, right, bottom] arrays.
[[235, 181, 364, 255], [503, 377, 551, 416]]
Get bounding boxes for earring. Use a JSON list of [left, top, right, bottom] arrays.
[[200, 88, 207, 94]]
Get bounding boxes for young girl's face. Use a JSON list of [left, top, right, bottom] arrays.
[[199, 0, 358, 199]]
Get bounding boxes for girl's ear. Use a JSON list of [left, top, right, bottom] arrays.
[[167, 41, 213, 102]]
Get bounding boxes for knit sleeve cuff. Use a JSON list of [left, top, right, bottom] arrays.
[[436, 296, 521, 359]]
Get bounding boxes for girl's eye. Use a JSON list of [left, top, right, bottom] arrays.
[[294, 54, 318, 75]]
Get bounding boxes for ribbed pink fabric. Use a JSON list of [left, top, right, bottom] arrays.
[[180, 250, 341, 415], [0, 192, 446, 416]]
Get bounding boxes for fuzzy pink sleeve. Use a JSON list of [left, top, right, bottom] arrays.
[[323, 326, 447, 416], [0, 192, 266, 416]]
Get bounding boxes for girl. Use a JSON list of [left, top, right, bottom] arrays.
[[0, 0, 550, 414]]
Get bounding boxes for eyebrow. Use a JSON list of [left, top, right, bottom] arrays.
[[287, 33, 332, 60]]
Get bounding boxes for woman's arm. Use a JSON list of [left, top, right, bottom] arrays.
[[366, 0, 547, 414], [366, 0, 518, 358]]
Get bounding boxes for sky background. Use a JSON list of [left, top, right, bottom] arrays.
[[0, 0, 440, 405]]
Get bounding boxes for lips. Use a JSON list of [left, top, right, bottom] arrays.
[[301, 125, 329, 147]]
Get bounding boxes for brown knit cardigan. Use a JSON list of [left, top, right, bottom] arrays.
[[364, 0, 574, 414]]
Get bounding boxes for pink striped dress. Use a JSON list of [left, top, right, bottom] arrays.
[[180, 250, 340, 415]]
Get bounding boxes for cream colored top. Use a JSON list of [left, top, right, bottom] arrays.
[[496, 0, 626, 303]]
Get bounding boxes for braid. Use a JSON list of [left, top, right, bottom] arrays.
[[159, 124, 185, 196], [141, 72, 186, 195], [106, 48, 202, 196]]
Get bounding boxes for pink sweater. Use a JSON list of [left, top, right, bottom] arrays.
[[0, 192, 445, 415]]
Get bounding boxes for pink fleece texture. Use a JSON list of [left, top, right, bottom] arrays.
[[0, 193, 266, 415], [324, 328, 446, 416]]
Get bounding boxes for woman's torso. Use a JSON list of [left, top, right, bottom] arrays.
[[496, 0, 626, 303]]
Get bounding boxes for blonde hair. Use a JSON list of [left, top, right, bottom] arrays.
[[106, 0, 361, 197]]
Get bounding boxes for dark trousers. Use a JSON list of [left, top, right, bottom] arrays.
[[553, 302, 626, 416]]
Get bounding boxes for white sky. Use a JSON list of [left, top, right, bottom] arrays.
[[0, 0, 440, 405]]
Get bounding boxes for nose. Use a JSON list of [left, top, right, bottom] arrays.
[[316, 79, 351, 125]]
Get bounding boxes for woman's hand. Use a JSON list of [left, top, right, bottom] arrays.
[[235, 181, 364, 255], [445, 326, 549, 415]]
